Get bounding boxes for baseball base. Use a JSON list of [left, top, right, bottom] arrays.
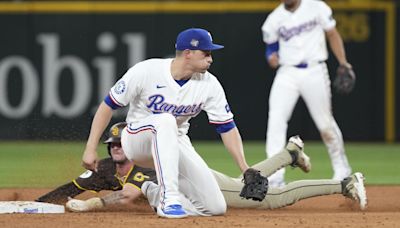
[[0, 201, 65, 214]]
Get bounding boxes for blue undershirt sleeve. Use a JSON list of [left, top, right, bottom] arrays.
[[104, 95, 123, 110], [265, 42, 279, 60], [214, 121, 236, 134]]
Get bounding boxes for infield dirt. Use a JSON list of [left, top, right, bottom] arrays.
[[0, 186, 399, 228]]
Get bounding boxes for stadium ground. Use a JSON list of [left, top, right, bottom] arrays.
[[0, 186, 399, 227]]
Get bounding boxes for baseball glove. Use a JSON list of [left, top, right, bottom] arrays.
[[333, 64, 356, 95], [239, 168, 269, 201]]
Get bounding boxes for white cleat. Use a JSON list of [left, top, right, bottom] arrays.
[[342, 172, 368, 210], [287, 135, 311, 173]]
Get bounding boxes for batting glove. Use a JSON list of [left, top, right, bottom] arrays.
[[66, 197, 104, 212]]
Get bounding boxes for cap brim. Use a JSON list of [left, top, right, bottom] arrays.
[[207, 44, 224, 50], [103, 138, 121, 144]]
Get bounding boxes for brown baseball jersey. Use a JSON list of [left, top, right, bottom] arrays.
[[73, 158, 156, 192], [36, 158, 156, 204]]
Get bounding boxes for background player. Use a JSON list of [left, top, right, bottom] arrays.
[[37, 122, 156, 210], [261, 0, 353, 187], [81, 28, 251, 218], [40, 133, 366, 212]]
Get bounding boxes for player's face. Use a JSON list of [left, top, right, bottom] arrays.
[[110, 142, 128, 164], [188, 50, 213, 73]]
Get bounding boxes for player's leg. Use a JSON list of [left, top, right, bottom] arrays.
[[264, 179, 341, 209], [265, 172, 367, 210], [121, 113, 187, 218], [177, 135, 226, 216], [213, 169, 366, 210], [141, 135, 226, 216], [253, 135, 310, 177], [142, 181, 205, 216], [266, 66, 301, 187], [300, 64, 351, 180], [211, 169, 261, 208], [214, 136, 311, 208]]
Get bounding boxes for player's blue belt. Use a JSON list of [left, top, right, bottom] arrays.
[[295, 61, 325, 68]]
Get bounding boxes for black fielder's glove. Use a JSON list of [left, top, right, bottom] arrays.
[[239, 168, 269, 201], [333, 64, 356, 95]]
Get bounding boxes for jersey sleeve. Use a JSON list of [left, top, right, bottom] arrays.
[[106, 62, 147, 109], [261, 13, 279, 44], [203, 75, 234, 125], [318, 1, 336, 31], [124, 166, 157, 190], [36, 182, 84, 204], [73, 159, 116, 192]]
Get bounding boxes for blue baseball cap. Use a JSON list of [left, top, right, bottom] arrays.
[[175, 28, 224, 51]]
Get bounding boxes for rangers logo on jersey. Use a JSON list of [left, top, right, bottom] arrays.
[[279, 19, 318, 41], [147, 94, 203, 116]]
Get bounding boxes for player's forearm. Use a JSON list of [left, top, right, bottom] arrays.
[[101, 191, 126, 205], [220, 127, 249, 172], [102, 185, 142, 206], [86, 102, 113, 150], [326, 28, 348, 65]]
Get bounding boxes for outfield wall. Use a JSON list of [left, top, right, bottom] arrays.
[[0, 1, 398, 141]]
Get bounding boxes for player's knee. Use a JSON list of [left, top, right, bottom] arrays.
[[209, 198, 227, 215], [320, 126, 339, 142], [320, 129, 333, 142]]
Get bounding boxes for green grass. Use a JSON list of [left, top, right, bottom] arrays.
[[0, 141, 399, 187]]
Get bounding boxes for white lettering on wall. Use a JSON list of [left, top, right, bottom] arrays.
[[0, 32, 146, 119], [38, 34, 92, 118], [0, 57, 39, 118]]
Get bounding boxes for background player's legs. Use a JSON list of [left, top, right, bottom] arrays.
[[142, 135, 226, 216], [266, 67, 301, 187], [301, 64, 351, 180], [121, 113, 182, 211]]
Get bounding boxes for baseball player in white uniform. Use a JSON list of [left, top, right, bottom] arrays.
[[82, 28, 251, 218], [261, 0, 352, 187]]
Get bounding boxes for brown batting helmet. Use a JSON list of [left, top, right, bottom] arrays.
[[104, 122, 127, 144]]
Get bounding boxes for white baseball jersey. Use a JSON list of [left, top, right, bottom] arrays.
[[261, 0, 336, 65], [107, 58, 233, 135]]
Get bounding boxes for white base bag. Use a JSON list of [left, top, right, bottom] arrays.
[[0, 201, 65, 214]]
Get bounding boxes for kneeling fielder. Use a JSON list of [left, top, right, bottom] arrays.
[[37, 129, 367, 212]]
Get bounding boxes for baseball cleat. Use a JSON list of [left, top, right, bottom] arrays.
[[342, 172, 367, 210], [287, 135, 311, 173], [157, 204, 188, 219]]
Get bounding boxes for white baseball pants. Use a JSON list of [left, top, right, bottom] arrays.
[[121, 113, 226, 216], [266, 63, 351, 185]]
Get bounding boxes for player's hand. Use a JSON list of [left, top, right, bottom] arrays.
[[268, 52, 279, 69], [82, 148, 99, 172], [66, 197, 104, 212]]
